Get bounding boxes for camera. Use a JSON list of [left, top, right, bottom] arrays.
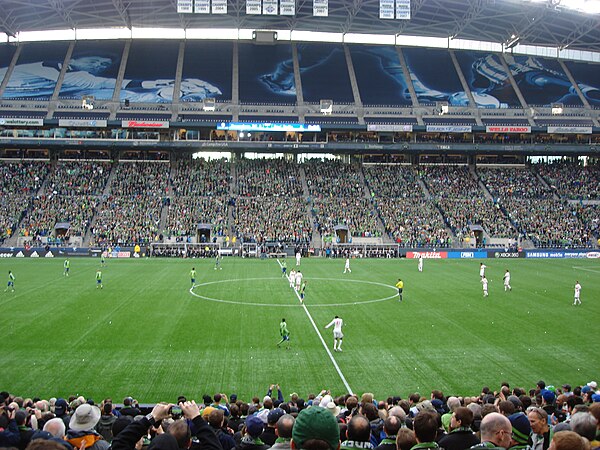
[[169, 406, 182, 417]]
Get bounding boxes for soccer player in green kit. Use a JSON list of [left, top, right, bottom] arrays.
[[277, 318, 290, 349], [96, 269, 103, 289], [5, 271, 15, 292], [190, 267, 197, 287], [63, 259, 70, 277]]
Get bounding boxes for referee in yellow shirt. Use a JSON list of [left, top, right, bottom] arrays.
[[395, 278, 404, 302]]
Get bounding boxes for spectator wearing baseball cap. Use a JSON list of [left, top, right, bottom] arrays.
[[238, 415, 270, 450], [262, 409, 286, 446], [291, 406, 340, 450]]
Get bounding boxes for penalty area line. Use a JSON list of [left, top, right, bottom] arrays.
[[277, 259, 354, 395]]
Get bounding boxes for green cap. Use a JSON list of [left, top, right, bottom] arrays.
[[292, 406, 340, 450]]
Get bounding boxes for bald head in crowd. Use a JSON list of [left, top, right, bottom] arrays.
[[43, 418, 66, 438], [276, 414, 296, 439], [383, 416, 402, 438], [479, 412, 512, 448]]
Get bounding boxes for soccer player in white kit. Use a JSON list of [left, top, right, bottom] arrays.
[[325, 315, 344, 352], [289, 269, 296, 288], [503, 269, 512, 292], [418, 255, 423, 272], [344, 258, 351, 273], [295, 270, 303, 291], [479, 263, 487, 278], [296, 251, 301, 266], [481, 275, 489, 297], [574, 281, 581, 306]]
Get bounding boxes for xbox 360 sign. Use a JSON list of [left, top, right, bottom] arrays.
[[491, 251, 521, 258]]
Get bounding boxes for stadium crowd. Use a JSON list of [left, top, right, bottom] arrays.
[[89, 196, 163, 247], [45, 162, 111, 196], [233, 197, 313, 244], [165, 197, 229, 240], [502, 199, 594, 248], [0, 162, 50, 242], [170, 159, 231, 197], [1, 380, 599, 450], [536, 161, 600, 201], [1, 159, 599, 250], [237, 159, 304, 197]]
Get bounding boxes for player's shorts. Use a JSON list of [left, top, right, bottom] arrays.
[[398, 288, 403, 294], [191, 278, 196, 283], [282, 268, 287, 273], [97, 279, 102, 284], [282, 335, 290, 341], [8, 281, 14, 287], [334, 331, 344, 339]]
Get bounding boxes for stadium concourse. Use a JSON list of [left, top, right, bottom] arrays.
[[1, 382, 599, 450], [0, 158, 599, 252]]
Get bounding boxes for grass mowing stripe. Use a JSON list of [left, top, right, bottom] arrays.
[[277, 259, 354, 395], [0, 257, 597, 400]]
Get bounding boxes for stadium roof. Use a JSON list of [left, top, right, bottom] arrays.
[[0, 0, 599, 52]]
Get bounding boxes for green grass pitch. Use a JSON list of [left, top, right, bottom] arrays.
[[0, 256, 598, 403]]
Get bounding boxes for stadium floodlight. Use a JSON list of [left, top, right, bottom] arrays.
[[505, 34, 520, 49]]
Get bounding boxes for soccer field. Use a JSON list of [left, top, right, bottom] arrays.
[[0, 256, 598, 403]]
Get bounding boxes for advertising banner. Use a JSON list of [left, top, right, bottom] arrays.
[[427, 125, 472, 133], [122, 120, 169, 128], [406, 251, 447, 259], [59, 119, 107, 128], [447, 251, 488, 259], [486, 126, 531, 133], [489, 251, 523, 258], [547, 126, 592, 134], [367, 124, 413, 132], [0, 118, 44, 126]]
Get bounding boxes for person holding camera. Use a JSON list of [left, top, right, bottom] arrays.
[[111, 400, 222, 450], [0, 405, 20, 447]]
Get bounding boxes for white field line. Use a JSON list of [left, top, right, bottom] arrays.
[[277, 259, 353, 395]]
